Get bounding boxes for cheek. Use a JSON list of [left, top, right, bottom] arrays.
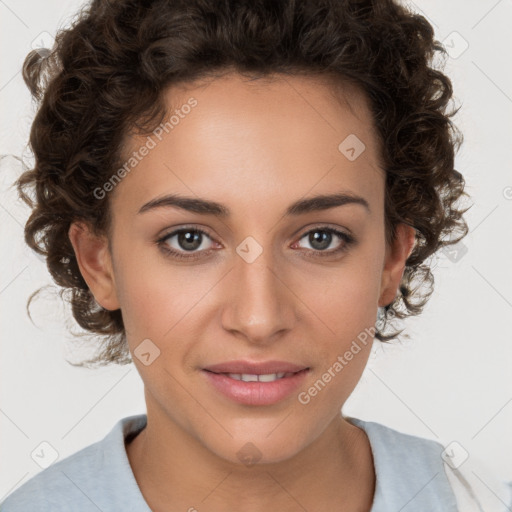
[[299, 273, 379, 411], [303, 257, 383, 339], [110, 241, 169, 339], [113, 246, 214, 346]]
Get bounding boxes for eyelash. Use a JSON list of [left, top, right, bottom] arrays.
[[156, 225, 356, 261]]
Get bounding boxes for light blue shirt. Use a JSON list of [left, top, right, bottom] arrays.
[[0, 414, 465, 511]]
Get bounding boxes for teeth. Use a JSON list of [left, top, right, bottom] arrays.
[[227, 372, 288, 382], [258, 372, 286, 382]]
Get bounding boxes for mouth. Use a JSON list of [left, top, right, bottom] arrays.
[[202, 361, 310, 406], [207, 371, 301, 382], [203, 359, 309, 375]]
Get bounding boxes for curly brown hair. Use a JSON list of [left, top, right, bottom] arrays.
[[17, 0, 470, 368]]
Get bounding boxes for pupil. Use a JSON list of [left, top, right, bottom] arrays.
[[179, 231, 201, 251], [310, 231, 331, 250]]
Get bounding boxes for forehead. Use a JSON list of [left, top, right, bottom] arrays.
[[113, 72, 384, 217]]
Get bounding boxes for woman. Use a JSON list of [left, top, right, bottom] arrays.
[[1, 0, 500, 510]]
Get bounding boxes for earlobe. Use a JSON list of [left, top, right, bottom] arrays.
[[68, 222, 120, 311], [378, 223, 416, 308]]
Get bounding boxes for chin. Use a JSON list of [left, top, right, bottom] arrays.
[[198, 427, 308, 467]]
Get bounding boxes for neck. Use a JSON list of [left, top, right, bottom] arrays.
[[126, 406, 375, 512]]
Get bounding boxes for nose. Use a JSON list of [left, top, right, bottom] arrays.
[[220, 244, 297, 346]]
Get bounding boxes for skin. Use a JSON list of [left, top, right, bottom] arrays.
[[69, 71, 415, 512]]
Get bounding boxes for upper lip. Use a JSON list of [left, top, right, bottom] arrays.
[[203, 360, 309, 375]]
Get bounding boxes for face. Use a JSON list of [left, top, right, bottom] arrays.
[[70, 72, 414, 465]]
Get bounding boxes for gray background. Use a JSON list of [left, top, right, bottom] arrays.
[[1, 0, 511, 506]]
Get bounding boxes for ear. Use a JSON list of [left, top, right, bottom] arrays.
[[378, 223, 416, 308], [68, 221, 120, 311]]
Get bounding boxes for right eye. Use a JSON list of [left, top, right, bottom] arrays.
[[156, 227, 218, 260]]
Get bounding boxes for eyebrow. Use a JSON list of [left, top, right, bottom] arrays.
[[138, 191, 370, 217]]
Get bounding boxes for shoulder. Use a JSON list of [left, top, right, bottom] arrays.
[[443, 448, 511, 512], [0, 414, 148, 512], [0, 436, 105, 512], [348, 417, 511, 512], [349, 417, 450, 475]]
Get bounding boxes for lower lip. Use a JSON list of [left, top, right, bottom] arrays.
[[202, 369, 309, 406]]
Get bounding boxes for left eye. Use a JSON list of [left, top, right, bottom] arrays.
[[293, 227, 354, 254]]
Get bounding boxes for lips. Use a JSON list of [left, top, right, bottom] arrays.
[[202, 360, 310, 406]]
